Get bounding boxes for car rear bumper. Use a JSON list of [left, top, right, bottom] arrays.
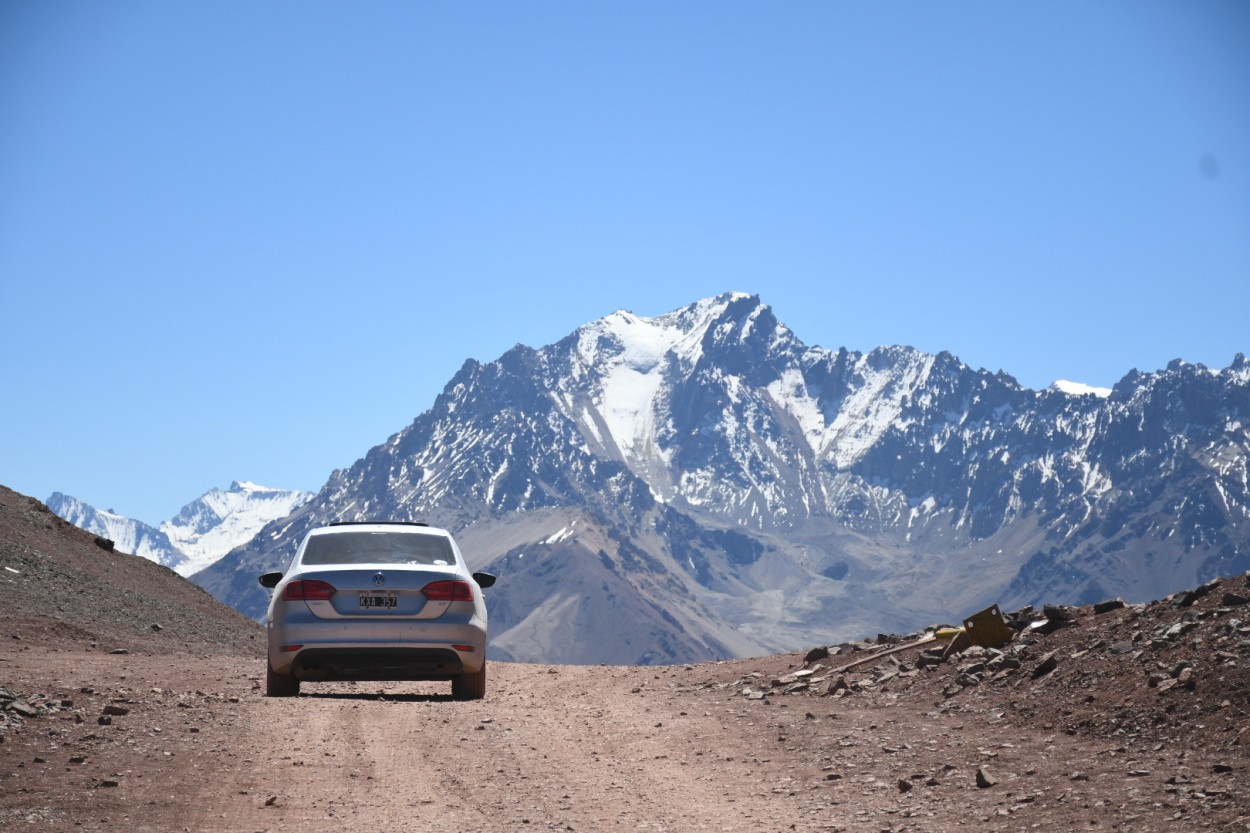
[[288, 646, 471, 681], [267, 620, 487, 680]]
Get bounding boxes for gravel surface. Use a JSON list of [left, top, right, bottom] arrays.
[[2, 485, 1248, 832]]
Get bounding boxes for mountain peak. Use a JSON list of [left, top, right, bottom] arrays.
[[162, 483, 314, 574]]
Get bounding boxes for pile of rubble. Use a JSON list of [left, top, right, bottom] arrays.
[[717, 572, 1250, 740], [0, 685, 73, 741]]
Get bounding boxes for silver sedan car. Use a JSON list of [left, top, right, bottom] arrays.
[[258, 521, 495, 699]]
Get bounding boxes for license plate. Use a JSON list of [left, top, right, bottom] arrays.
[[358, 592, 398, 609]]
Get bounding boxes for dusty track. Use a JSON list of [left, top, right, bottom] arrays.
[[4, 644, 1249, 833], [5, 653, 836, 832]]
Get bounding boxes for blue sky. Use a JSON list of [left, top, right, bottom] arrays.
[[2, 1, 1247, 526]]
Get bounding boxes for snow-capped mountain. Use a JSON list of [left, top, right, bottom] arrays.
[[194, 293, 1250, 664], [48, 482, 313, 576], [161, 481, 315, 575], [45, 493, 185, 570]]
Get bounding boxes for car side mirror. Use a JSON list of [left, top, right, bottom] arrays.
[[472, 571, 497, 589], [259, 571, 283, 589]]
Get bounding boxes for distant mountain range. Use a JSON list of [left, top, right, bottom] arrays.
[[47, 481, 313, 576], [188, 293, 1250, 665]]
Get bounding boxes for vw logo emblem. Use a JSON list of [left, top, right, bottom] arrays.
[[372, 572, 386, 586]]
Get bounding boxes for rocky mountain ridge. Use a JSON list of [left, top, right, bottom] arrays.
[[193, 293, 1250, 664]]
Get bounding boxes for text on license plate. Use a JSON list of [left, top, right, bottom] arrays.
[[359, 592, 398, 609]]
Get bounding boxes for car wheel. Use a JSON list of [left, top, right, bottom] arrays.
[[452, 661, 486, 700], [266, 663, 300, 697]]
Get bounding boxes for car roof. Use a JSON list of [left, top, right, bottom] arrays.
[[309, 521, 454, 537]]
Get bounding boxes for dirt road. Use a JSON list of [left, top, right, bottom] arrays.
[[5, 644, 1248, 833], [187, 661, 795, 832], [6, 653, 832, 832]]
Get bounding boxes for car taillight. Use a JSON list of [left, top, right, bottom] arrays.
[[422, 580, 473, 601], [284, 579, 336, 601]]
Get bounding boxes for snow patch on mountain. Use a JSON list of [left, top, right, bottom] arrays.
[[1052, 380, 1112, 398], [571, 294, 750, 485], [596, 315, 670, 467]]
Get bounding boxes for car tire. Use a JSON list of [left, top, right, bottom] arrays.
[[452, 661, 486, 700], [266, 663, 300, 697]]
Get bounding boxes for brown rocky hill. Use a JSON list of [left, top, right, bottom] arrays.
[[2, 483, 1248, 831], [0, 485, 263, 655]]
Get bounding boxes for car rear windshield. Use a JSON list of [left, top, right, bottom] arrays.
[[301, 531, 455, 566]]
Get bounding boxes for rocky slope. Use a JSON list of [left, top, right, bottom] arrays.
[[1, 486, 262, 655]]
